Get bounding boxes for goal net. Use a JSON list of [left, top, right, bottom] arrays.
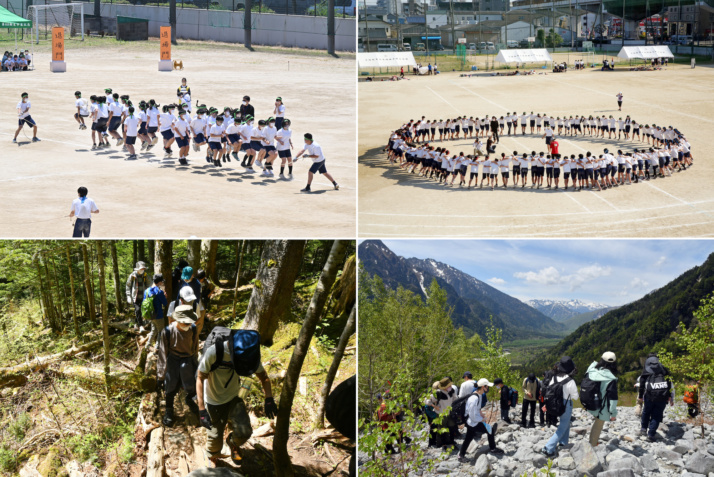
[[27, 2, 84, 42]]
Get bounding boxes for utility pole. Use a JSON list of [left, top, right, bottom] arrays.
[[622, 0, 626, 47], [425, 0, 429, 57], [363, 0, 371, 51], [394, 0, 402, 49], [450, 0, 456, 52]]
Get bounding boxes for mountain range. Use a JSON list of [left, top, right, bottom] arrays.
[[358, 240, 565, 340], [525, 299, 612, 322]]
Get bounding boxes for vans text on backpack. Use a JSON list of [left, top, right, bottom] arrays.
[[644, 373, 670, 402]]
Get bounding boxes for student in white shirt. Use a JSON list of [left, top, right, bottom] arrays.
[[190, 108, 208, 155], [146, 100, 160, 148], [13, 92, 39, 143], [499, 153, 511, 188], [172, 109, 192, 165], [258, 118, 279, 177], [521, 112, 528, 135], [207, 116, 226, 167], [457, 378, 503, 462], [224, 112, 243, 163], [123, 106, 142, 160], [541, 357, 579, 457], [74, 91, 89, 130], [294, 133, 339, 193], [70, 186, 99, 238]]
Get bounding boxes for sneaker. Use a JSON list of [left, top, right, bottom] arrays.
[[162, 410, 175, 428], [490, 448, 504, 455], [262, 170, 270, 177], [647, 435, 657, 442], [225, 433, 242, 465], [254, 159, 263, 168], [288, 173, 293, 180], [116, 139, 124, 146], [639, 428, 647, 436], [334, 183, 340, 190], [147, 144, 155, 151], [457, 456, 468, 463], [91, 144, 98, 150], [151, 137, 158, 146], [32, 137, 40, 142], [540, 448, 556, 458], [12, 138, 17, 143], [279, 173, 286, 179], [126, 154, 137, 161], [268, 170, 275, 177], [301, 186, 311, 193], [179, 158, 188, 166], [192, 142, 199, 152], [232, 152, 238, 160], [141, 142, 148, 151]]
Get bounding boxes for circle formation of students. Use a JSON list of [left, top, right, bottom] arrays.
[[386, 111, 693, 192], [376, 352, 699, 463], [65, 78, 339, 192]]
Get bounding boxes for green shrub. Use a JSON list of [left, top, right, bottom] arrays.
[[7, 412, 31, 442], [0, 446, 17, 473]]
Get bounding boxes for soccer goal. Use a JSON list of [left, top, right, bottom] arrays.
[[585, 50, 595, 67], [27, 2, 85, 42]]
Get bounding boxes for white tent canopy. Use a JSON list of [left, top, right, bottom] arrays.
[[617, 46, 674, 59], [495, 48, 553, 63], [358, 52, 418, 68]]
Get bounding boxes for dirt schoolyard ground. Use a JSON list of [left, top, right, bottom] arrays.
[[0, 39, 356, 238], [358, 62, 714, 237]]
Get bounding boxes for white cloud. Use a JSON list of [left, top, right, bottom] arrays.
[[513, 264, 611, 291], [655, 256, 667, 267], [629, 277, 649, 289], [488, 277, 506, 286]]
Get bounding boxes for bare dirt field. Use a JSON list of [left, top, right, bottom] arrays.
[[0, 41, 355, 238], [358, 63, 714, 238]]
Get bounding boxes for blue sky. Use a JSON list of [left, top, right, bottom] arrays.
[[377, 240, 714, 306]]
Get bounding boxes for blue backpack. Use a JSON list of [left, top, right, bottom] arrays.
[[204, 327, 262, 384]]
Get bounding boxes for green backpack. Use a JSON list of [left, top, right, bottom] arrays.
[[141, 290, 157, 320]]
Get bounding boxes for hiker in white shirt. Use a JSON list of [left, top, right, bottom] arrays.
[[541, 357, 579, 457]]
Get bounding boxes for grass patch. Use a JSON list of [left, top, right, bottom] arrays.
[[7, 412, 31, 442]]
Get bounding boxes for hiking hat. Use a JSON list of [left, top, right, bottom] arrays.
[[602, 351, 617, 363], [136, 261, 147, 271], [493, 378, 504, 386], [432, 381, 441, 390], [477, 378, 494, 387], [181, 266, 194, 280], [438, 377, 452, 390], [179, 286, 197, 303], [153, 273, 164, 284], [463, 371, 473, 379], [557, 356, 576, 375]]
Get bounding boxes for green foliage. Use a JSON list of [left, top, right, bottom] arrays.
[[7, 412, 31, 442], [529, 255, 714, 387], [67, 433, 104, 463], [0, 445, 17, 472], [659, 292, 714, 435], [545, 29, 563, 48], [520, 458, 556, 477], [359, 372, 448, 476]]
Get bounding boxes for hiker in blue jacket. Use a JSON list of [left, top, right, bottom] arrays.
[[585, 352, 619, 447], [145, 273, 169, 346], [493, 378, 512, 424]]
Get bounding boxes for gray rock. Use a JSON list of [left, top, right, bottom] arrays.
[[655, 447, 682, 461], [558, 454, 576, 471], [708, 444, 714, 456], [684, 430, 696, 440], [674, 440, 695, 454], [513, 446, 533, 462], [687, 451, 714, 475], [435, 460, 460, 473], [608, 456, 643, 475], [640, 453, 658, 472], [605, 449, 631, 463], [681, 473, 706, 477], [187, 469, 242, 477], [595, 470, 635, 477], [531, 454, 547, 468], [474, 454, 490, 475], [571, 441, 603, 477]]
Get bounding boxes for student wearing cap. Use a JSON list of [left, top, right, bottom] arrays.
[[126, 261, 151, 331], [585, 352, 619, 447], [145, 273, 169, 346], [423, 377, 458, 448], [274, 97, 286, 130], [295, 133, 340, 193], [13, 92, 40, 143], [457, 378, 503, 462], [541, 356, 579, 457], [69, 187, 99, 238], [158, 286, 200, 427], [173, 266, 202, 314], [74, 91, 89, 130], [459, 372, 476, 398]]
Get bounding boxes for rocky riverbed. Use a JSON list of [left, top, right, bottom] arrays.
[[359, 405, 714, 476]]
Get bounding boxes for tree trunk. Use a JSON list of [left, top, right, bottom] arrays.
[[154, 241, 173, 321], [202, 240, 219, 283], [82, 244, 97, 325], [273, 240, 348, 477], [133, 240, 138, 267], [110, 240, 124, 314], [66, 246, 80, 337], [42, 256, 59, 331], [146, 427, 165, 477], [96, 241, 111, 399], [35, 257, 51, 330], [148, 241, 155, 275], [55, 365, 156, 392], [243, 240, 306, 346], [188, 240, 201, 273], [138, 240, 146, 263], [314, 304, 355, 429], [232, 240, 246, 320], [50, 253, 69, 329]]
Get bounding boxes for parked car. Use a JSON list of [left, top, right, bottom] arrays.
[[507, 40, 519, 48], [403, 43, 411, 50], [377, 44, 398, 52], [415, 42, 426, 51], [468, 42, 476, 50]]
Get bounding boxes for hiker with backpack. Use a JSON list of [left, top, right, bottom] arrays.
[[196, 326, 276, 465], [173, 266, 202, 317], [157, 286, 201, 427], [171, 259, 189, 300], [540, 356, 579, 457], [197, 269, 215, 337], [493, 378, 513, 424], [459, 372, 476, 398], [143, 274, 169, 346], [581, 352, 619, 447], [637, 354, 674, 442], [126, 261, 150, 332], [683, 378, 700, 418], [457, 378, 504, 463], [521, 373, 540, 428], [423, 378, 457, 449]]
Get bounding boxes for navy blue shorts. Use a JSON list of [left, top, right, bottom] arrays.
[[545, 137, 552, 145], [250, 140, 263, 151], [530, 120, 535, 127], [176, 136, 189, 148], [209, 141, 222, 151], [148, 126, 158, 134], [95, 118, 108, 132], [263, 145, 276, 153], [278, 149, 292, 158], [139, 122, 147, 135], [109, 117, 121, 131], [227, 134, 240, 144], [194, 133, 206, 144], [161, 129, 173, 140], [553, 168, 560, 178], [309, 160, 327, 174], [19, 115, 36, 127], [240, 142, 250, 151], [126, 136, 137, 145]]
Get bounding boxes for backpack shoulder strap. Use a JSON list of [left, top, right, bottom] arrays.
[[209, 339, 224, 373]]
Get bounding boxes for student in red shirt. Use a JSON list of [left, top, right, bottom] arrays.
[[550, 139, 559, 156]]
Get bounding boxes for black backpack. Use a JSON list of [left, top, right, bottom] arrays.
[[203, 327, 261, 387], [325, 375, 356, 440], [644, 373, 670, 402], [580, 374, 606, 412], [450, 394, 472, 425], [544, 376, 572, 419], [510, 388, 518, 408]]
